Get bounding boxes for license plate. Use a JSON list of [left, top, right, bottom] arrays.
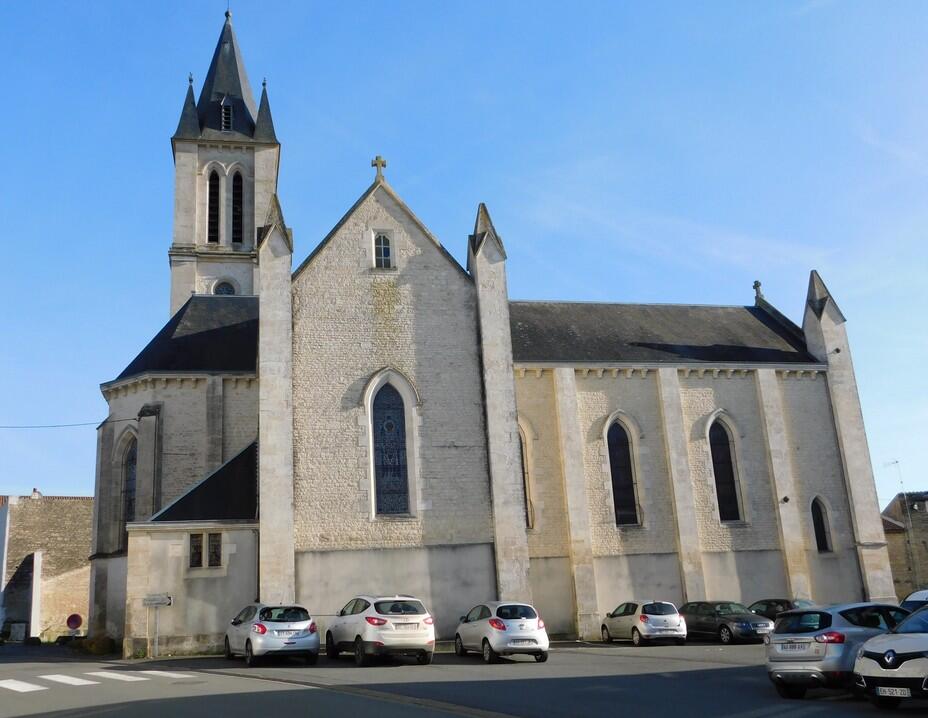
[[394, 623, 418, 631], [511, 639, 535, 646], [276, 630, 297, 637], [877, 687, 910, 698], [659, 629, 676, 633], [779, 643, 808, 652]]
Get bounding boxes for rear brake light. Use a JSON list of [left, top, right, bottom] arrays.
[[424, 617, 434, 625], [252, 623, 267, 635], [538, 618, 545, 630], [488, 618, 506, 631], [639, 615, 649, 623], [366, 616, 387, 626], [308, 621, 317, 634], [814, 631, 845, 644]]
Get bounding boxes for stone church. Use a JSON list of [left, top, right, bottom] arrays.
[[89, 13, 894, 655]]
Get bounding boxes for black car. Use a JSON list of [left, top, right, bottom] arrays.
[[748, 598, 817, 621], [679, 601, 774, 644]]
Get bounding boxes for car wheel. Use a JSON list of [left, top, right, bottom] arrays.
[[719, 625, 733, 644], [774, 683, 806, 700], [632, 628, 647, 647], [244, 640, 258, 667], [224, 637, 233, 660], [326, 632, 339, 659], [354, 637, 369, 667], [454, 635, 467, 656], [417, 651, 433, 665], [870, 697, 902, 710], [304, 652, 318, 666], [534, 651, 548, 663], [482, 639, 499, 664], [601, 625, 612, 643]]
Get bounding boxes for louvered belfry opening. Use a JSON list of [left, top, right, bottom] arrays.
[[207, 171, 220, 243], [232, 172, 243, 244]]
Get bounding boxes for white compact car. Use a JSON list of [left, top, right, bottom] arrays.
[[454, 601, 549, 663], [854, 607, 928, 709], [326, 595, 436, 666], [602, 600, 687, 646], [225, 604, 320, 666]]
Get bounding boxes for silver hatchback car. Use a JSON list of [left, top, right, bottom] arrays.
[[455, 601, 550, 663], [601, 600, 687, 646], [766, 602, 908, 699], [225, 603, 320, 666]]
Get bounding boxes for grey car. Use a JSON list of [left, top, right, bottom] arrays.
[[225, 603, 320, 666], [679, 601, 773, 644], [766, 602, 909, 699]]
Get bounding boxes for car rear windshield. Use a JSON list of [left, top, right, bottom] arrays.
[[496, 605, 538, 620], [258, 606, 309, 622], [774, 611, 832, 634], [375, 600, 427, 615], [642, 603, 677, 616]]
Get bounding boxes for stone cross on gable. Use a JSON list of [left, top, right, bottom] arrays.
[[371, 155, 387, 180]]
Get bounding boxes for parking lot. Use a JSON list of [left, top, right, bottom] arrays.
[[1, 639, 924, 717]]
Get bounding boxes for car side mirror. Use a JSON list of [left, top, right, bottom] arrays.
[[460, 616, 467, 623], [231, 619, 240, 626], [606, 612, 613, 618]]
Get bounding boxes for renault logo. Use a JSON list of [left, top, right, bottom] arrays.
[[883, 650, 896, 666]]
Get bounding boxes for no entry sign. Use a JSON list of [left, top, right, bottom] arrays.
[[66, 614, 82, 631]]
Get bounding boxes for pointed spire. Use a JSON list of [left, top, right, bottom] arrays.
[[806, 270, 846, 323], [253, 80, 278, 143], [173, 76, 201, 140], [197, 11, 258, 136], [257, 194, 292, 251], [469, 202, 507, 260]]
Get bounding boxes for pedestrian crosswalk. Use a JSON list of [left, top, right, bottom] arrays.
[[0, 669, 196, 693]]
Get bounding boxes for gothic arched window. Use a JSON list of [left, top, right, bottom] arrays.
[[372, 384, 409, 515], [374, 233, 392, 269], [207, 171, 220, 243], [123, 437, 138, 525], [811, 498, 832, 552], [518, 429, 535, 529], [709, 421, 741, 522], [607, 422, 638, 525], [232, 172, 243, 244]]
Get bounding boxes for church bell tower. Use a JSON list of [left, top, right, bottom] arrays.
[[168, 11, 280, 315]]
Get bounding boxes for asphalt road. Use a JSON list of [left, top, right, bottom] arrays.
[[1, 641, 924, 717]]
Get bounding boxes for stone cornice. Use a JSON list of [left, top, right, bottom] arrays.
[[126, 520, 259, 533], [514, 361, 826, 378], [101, 372, 256, 399]]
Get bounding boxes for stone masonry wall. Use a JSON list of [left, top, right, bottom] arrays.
[[290, 186, 493, 550], [513, 371, 569, 559]]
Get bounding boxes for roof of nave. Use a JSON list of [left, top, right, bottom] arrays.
[[115, 295, 257, 382], [509, 301, 818, 364], [151, 441, 257, 522]]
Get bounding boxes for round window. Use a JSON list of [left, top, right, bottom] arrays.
[[214, 281, 235, 295]]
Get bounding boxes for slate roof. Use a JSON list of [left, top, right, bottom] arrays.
[[509, 301, 818, 364], [114, 295, 258, 382], [151, 441, 257, 522]]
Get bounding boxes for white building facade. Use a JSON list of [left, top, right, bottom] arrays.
[[89, 14, 895, 656]]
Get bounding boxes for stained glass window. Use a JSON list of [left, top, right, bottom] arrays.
[[207, 171, 220, 243], [373, 384, 408, 514], [189, 534, 203, 568], [374, 233, 392, 269], [124, 437, 137, 524], [208, 533, 222, 567], [709, 422, 741, 522], [607, 423, 638, 525], [811, 499, 831, 552], [214, 281, 235, 295]]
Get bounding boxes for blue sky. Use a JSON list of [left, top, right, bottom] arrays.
[[1, 1, 925, 508]]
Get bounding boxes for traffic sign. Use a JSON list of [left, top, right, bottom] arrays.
[[142, 594, 173, 607]]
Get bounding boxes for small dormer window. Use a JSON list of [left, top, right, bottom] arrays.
[[221, 104, 233, 131], [374, 233, 392, 269]]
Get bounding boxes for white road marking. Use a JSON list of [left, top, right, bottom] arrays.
[[138, 670, 196, 679], [0, 679, 47, 693], [84, 671, 148, 682], [38, 674, 100, 686]]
